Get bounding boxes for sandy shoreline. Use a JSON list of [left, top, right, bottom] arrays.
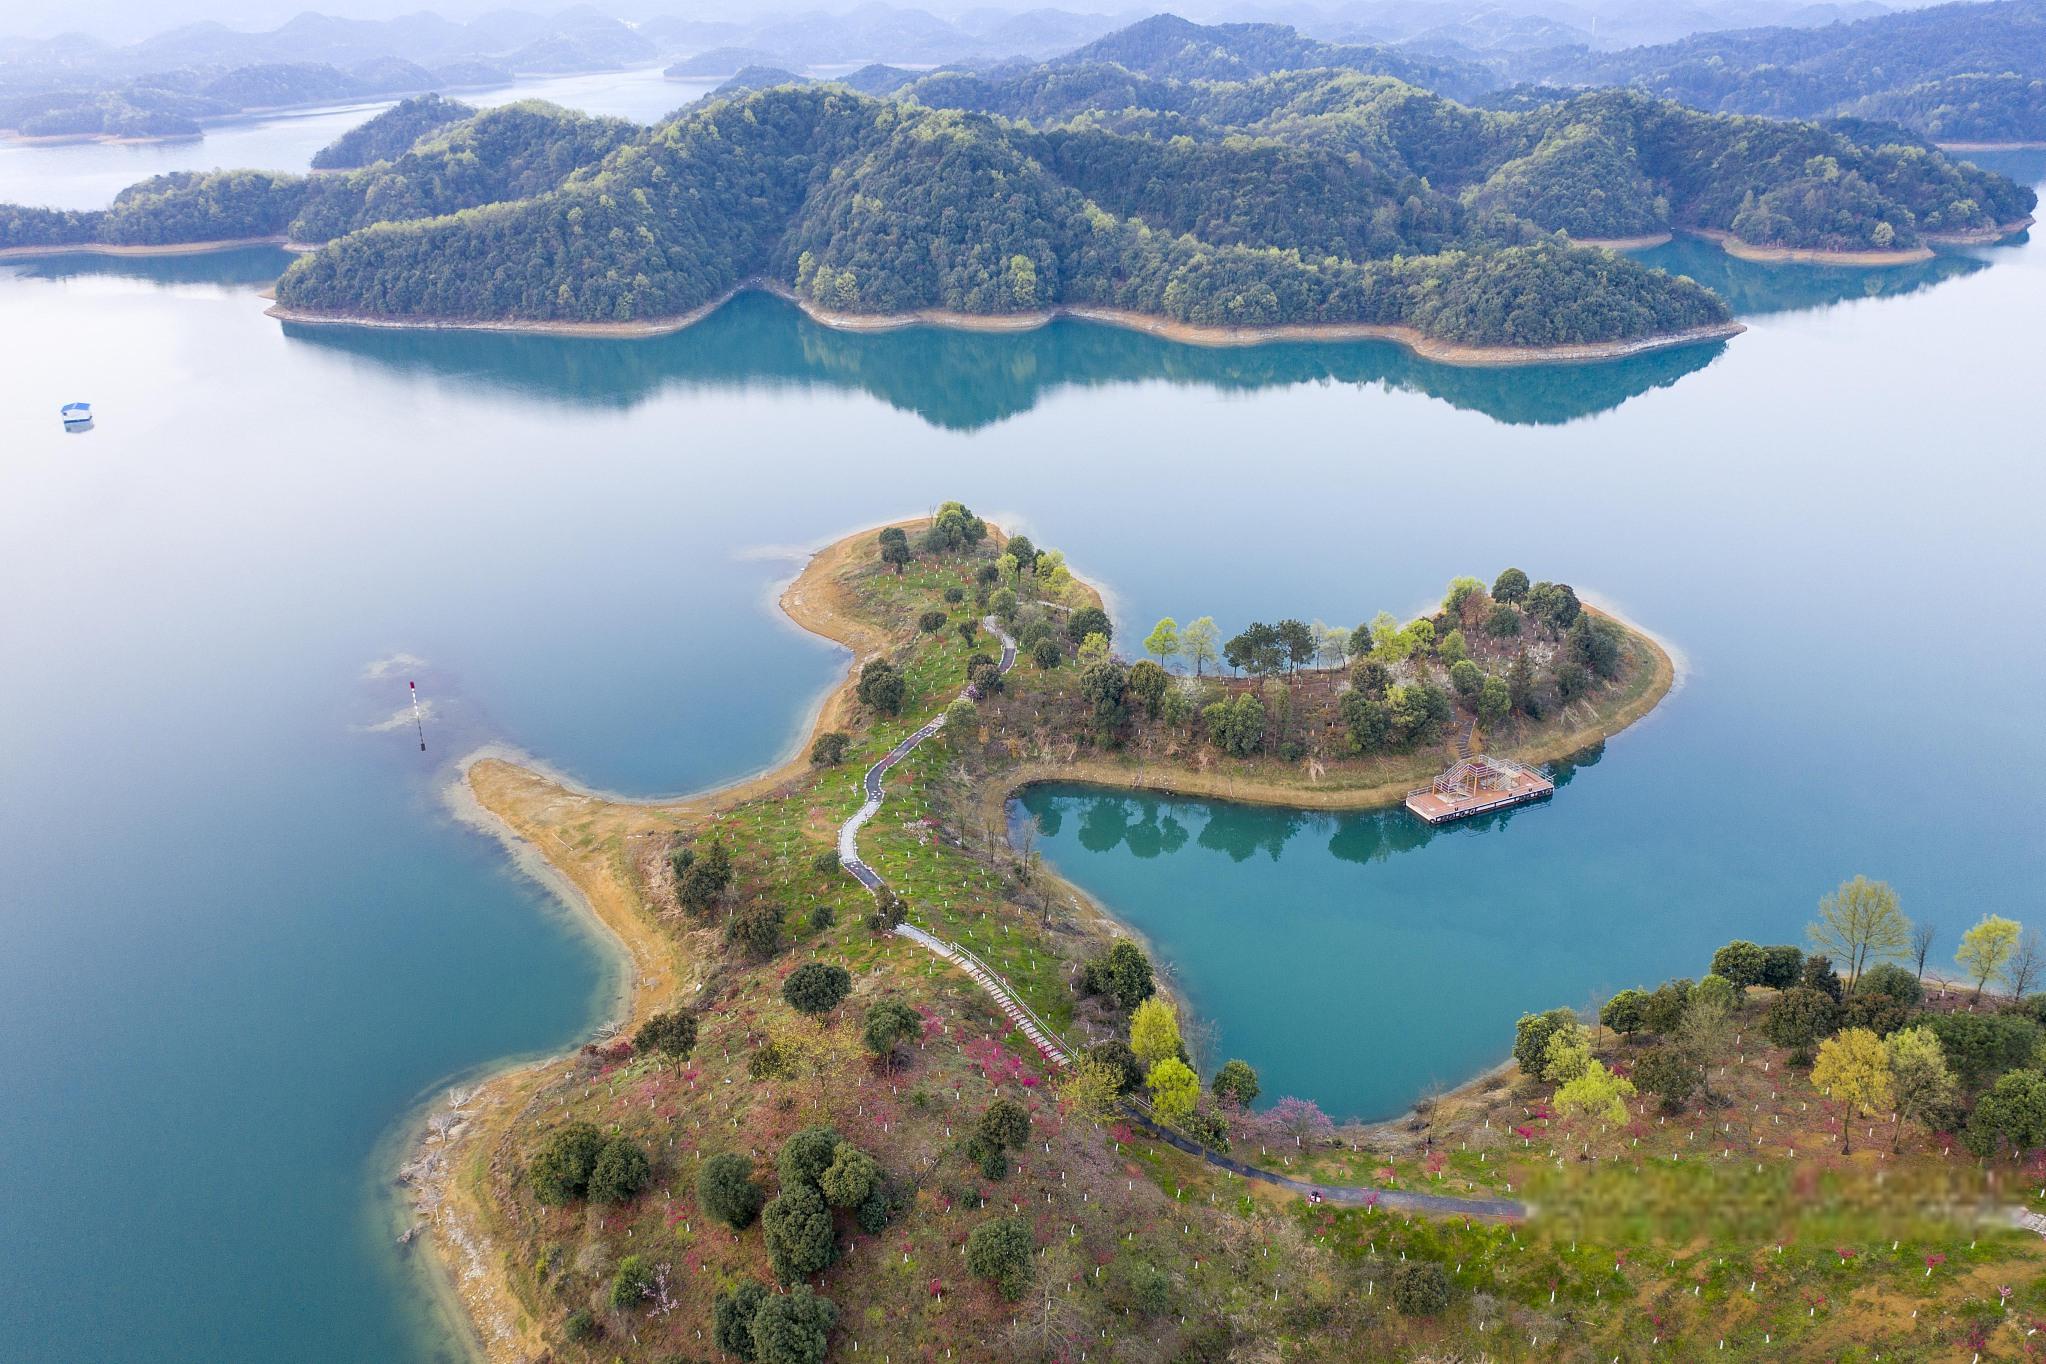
[[266, 276, 1746, 366], [1569, 231, 1675, 250], [0, 235, 293, 260], [417, 519, 1676, 1362]]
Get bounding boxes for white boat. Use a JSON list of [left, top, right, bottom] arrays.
[[60, 402, 93, 429]]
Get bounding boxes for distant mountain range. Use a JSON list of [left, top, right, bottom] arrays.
[[6, 2, 2045, 145]]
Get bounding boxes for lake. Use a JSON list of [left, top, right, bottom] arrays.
[[0, 99, 2041, 1360]]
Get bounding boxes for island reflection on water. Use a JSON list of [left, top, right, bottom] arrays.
[[10, 235, 2006, 429]]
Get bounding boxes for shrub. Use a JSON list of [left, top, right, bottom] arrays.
[[1111, 1258, 1173, 1315], [966, 1216, 1035, 1299], [698, 1152, 765, 1229], [1763, 987, 1842, 1064], [943, 586, 965, 604], [862, 999, 921, 1061], [587, 1137, 651, 1204], [1512, 1009, 1578, 1076], [818, 1145, 881, 1209], [810, 848, 840, 875], [1067, 606, 1112, 644], [1032, 637, 1061, 669], [809, 731, 849, 766], [1389, 1260, 1451, 1316], [751, 1284, 839, 1364], [857, 659, 905, 715], [1081, 939, 1155, 1011], [1484, 603, 1522, 638], [1088, 1040, 1146, 1094], [1212, 1058, 1260, 1108], [762, 1181, 838, 1282], [1633, 1047, 1700, 1114], [528, 1121, 606, 1204], [778, 1126, 844, 1188], [783, 962, 852, 1015], [609, 1253, 655, 1310], [1801, 954, 1845, 1001], [1600, 989, 1649, 1036], [865, 888, 908, 933], [1691, 973, 1738, 1011], [1758, 944, 1804, 988], [1857, 961, 1924, 1006], [563, 1308, 599, 1343], [727, 901, 786, 960], [807, 902, 835, 932], [918, 609, 947, 633], [633, 1009, 698, 1067], [1640, 980, 1693, 1034], [976, 1098, 1031, 1153], [1711, 940, 1766, 987], [713, 1280, 769, 1360]]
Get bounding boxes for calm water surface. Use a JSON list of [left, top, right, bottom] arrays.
[[0, 112, 2041, 1359]]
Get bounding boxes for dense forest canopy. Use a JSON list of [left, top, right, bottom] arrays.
[[1514, 0, 2046, 141], [309, 93, 473, 170], [2, 15, 2034, 347]]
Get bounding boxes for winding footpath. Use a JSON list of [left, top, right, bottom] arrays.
[[835, 614, 1524, 1220]]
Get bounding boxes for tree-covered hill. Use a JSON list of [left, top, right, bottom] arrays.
[[3, 49, 2032, 348], [903, 64, 2036, 248], [310, 93, 474, 170], [1516, 0, 2046, 141]]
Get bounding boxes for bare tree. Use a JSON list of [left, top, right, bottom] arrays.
[[2005, 929, 2044, 1001], [1910, 922, 1936, 981]]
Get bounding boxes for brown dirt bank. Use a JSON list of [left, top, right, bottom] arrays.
[[0, 235, 290, 260], [1923, 215, 2037, 244], [1568, 231, 1675, 250], [263, 277, 1745, 366], [1687, 227, 1936, 266]]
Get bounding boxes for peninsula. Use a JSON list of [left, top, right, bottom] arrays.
[[414, 508, 2043, 1364]]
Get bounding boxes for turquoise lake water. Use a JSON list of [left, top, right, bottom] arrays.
[[0, 109, 2041, 1359]]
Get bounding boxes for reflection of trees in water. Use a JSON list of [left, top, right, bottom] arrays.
[[1546, 740, 1606, 790], [274, 291, 1728, 430], [1017, 769, 1588, 870], [11, 245, 296, 288], [1629, 239, 1988, 318]]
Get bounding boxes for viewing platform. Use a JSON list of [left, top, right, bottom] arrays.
[[1405, 754, 1554, 824]]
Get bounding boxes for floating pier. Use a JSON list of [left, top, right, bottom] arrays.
[[1404, 754, 1553, 824]]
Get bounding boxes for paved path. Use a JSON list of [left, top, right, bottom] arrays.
[[1131, 1111, 1523, 1219], [835, 611, 1523, 1218], [835, 616, 1064, 1065]]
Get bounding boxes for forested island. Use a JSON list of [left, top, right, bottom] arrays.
[[1, 16, 2032, 352], [411, 509, 2046, 1364]]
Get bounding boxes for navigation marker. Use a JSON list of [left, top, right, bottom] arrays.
[[410, 681, 426, 752]]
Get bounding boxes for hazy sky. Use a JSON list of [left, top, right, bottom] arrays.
[[3, 0, 1942, 50]]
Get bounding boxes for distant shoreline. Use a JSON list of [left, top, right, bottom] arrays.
[[1570, 232, 1674, 250], [1681, 217, 2034, 265], [265, 278, 1746, 367], [0, 235, 293, 260], [1937, 140, 2046, 152]]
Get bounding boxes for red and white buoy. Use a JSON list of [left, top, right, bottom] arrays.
[[409, 681, 426, 752]]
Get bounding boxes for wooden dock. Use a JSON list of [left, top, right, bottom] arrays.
[[1405, 755, 1553, 824]]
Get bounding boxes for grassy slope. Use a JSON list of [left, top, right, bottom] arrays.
[[443, 519, 2043, 1364]]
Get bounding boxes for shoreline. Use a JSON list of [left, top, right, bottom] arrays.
[[1938, 140, 2046, 152], [265, 277, 1747, 367], [0, 235, 294, 260], [1678, 218, 2033, 265], [1569, 231, 1675, 250], [420, 518, 1677, 1362]]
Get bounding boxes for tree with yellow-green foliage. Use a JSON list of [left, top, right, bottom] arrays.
[[1053, 1053, 1125, 1126], [1956, 914, 2022, 1000], [1884, 1026, 1957, 1151], [1812, 1026, 1893, 1154], [1807, 875, 1911, 986], [1145, 1057, 1200, 1124], [1130, 996, 1180, 1068], [1555, 1060, 1636, 1124], [1542, 1023, 1593, 1084]]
